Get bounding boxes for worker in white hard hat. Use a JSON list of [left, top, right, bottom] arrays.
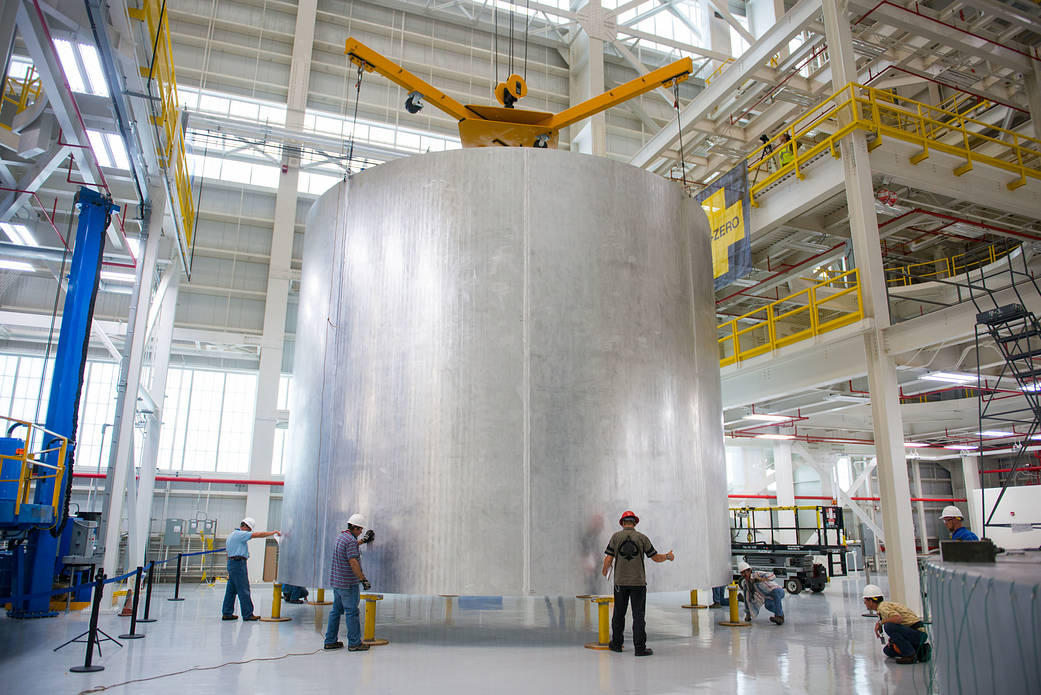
[[861, 584, 930, 664], [602, 510, 675, 656], [325, 513, 375, 651], [737, 560, 786, 625], [940, 505, 979, 541], [222, 517, 281, 621]]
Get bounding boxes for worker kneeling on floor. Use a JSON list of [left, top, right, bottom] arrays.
[[737, 561, 785, 625], [862, 584, 931, 664]]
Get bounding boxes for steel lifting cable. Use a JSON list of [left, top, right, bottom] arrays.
[[509, 0, 515, 77], [493, 1, 500, 85], [523, 0, 531, 81], [344, 61, 364, 177], [673, 82, 688, 190]]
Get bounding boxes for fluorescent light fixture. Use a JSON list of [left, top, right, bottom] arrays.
[[1022, 383, 1041, 392], [87, 130, 113, 168], [53, 39, 86, 93], [0, 222, 38, 247], [742, 414, 789, 423], [105, 133, 130, 170], [0, 259, 35, 272], [100, 270, 135, 283], [756, 433, 796, 440], [825, 394, 870, 403], [977, 430, 1015, 438], [920, 371, 977, 384], [1030, 434, 1041, 441], [904, 442, 927, 447], [78, 44, 108, 97], [944, 445, 977, 450]]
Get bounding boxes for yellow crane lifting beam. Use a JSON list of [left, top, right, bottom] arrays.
[[345, 38, 692, 149]]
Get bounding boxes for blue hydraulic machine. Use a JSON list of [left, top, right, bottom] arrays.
[[0, 187, 117, 617]]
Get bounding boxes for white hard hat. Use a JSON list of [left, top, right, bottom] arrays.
[[862, 584, 884, 599], [940, 505, 963, 519], [241, 517, 256, 531], [347, 513, 368, 529], [737, 561, 751, 572]]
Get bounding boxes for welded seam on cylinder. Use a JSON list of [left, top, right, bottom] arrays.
[[522, 151, 532, 594]]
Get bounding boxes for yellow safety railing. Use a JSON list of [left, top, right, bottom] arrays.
[[885, 242, 1019, 287], [718, 269, 863, 367], [0, 416, 69, 520], [129, 0, 196, 269], [745, 83, 1041, 204], [704, 58, 733, 85], [0, 66, 43, 130]]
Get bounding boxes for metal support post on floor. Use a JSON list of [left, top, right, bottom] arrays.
[[361, 593, 389, 645], [308, 587, 331, 605], [138, 561, 157, 623], [576, 594, 592, 629], [682, 588, 708, 609], [261, 583, 291, 622], [718, 584, 751, 627], [168, 553, 185, 601], [119, 566, 145, 639], [66, 572, 117, 673], [440, 594, 458, 625], [584, 596, 614, 649]]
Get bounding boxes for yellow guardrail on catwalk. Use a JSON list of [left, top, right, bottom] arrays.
[[0, 416, 69, 519], [746, 83, 1041, 204], [718, 269, 863, 367], [885, 242, 1019, 287], [0, 66, 42, 129], [128, 0, 196, 272]]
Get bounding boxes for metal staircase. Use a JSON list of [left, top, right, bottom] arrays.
[[969, 254, 1041, 535]]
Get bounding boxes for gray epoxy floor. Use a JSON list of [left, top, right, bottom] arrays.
[[1, 574, 941, 695]]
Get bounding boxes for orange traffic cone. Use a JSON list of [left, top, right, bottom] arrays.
[[120, 589, 134, 617]]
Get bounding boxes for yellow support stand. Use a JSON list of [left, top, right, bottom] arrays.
[[439, 594, 458, 625], [576, 594, 593, 630], [261, 583, 291, 622], [681, 588, 708, 609], [718, 584, 751, 627], [361, 593, 389, 646], [584, 596, 614, 650], [308, 587, 332, 606]]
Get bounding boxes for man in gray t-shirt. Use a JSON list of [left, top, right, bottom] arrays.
[[602, 510, 674, 656]]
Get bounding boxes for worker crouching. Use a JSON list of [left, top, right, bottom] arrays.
[[862, 584, 931, 664], [737, 561, 785, 625]]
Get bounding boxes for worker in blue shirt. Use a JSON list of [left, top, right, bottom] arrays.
[[940, 505, 978, 541], [222, 516, 281, 621]]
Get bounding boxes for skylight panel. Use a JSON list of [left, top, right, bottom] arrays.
[[1, 222, 38, 247], [87, 130, 113, 168], [105, 133, 130, 170], [54, 39, 86, 93], [0, 260, 35, 273], [78, 44, 109, 97]]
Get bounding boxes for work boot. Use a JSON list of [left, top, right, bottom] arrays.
[[348, 643, 371, 651], [770, 616, 785, 625], [324, 642, 344, 650], [708, 602, 721, 608], [895, 656, 916, 665], [608, 644, 623, 653], [222, 615, 238, 621], [634, 648, 654, 656], [242, 615, 261, 621]]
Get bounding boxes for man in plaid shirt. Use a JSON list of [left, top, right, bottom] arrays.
[[324, 513, 373, 651]]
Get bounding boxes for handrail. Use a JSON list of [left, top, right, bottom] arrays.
[[718, 269, 864, 367], [128, 1, 196, 272], [703, 58, 733, 85], [0, 415, 69, 521], [0, 66, 43, 130], [885, 242, 1019, 287], [742, 82, 1041, 204]]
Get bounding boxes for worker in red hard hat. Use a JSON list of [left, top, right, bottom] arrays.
[[602, 510, 675, 656]]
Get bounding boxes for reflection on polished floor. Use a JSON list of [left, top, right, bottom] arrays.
[[1, 575, 939, 694]]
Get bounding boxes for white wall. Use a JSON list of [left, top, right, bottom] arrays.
[[972, 486, 1041, 549]]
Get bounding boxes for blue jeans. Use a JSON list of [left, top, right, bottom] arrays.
[[222, 557, 254, 617], [325, 585, 361, 647], [883, 622, 925, 657], [762, 587, 785, 617], [712, 586, 727, 604]]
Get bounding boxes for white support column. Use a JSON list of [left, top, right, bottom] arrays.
[[773, 441, 796, 543], [911, 459, 929, 553], [961, 456, 983, 538], [571, 1, 607, 155], [100, 183, 166, 577], [243, 0, 316, 583], [823, 0, 920, 611], [130, 262, 179, 568], [1027, 61, 1041, 141]]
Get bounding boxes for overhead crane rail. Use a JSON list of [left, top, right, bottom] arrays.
[[745, 82, 1041, 205]]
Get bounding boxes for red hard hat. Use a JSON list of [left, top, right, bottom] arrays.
[[619, 510, 639, 525]]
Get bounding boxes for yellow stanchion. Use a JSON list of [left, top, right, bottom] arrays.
[[439, 594, 458, 625], [260, 583, 291, 622], [307, 587, 332, 606], [361, 593, 389, 646], [576, 594, 593, 630], [718, 584, 751, 627], [584, 596, 614, 650], [681, 588, 708, 609]]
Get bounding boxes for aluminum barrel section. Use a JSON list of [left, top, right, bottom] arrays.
[[280, 148, 729, 595]]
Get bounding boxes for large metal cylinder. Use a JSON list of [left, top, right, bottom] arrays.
[[280, 148, 728, 595]]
